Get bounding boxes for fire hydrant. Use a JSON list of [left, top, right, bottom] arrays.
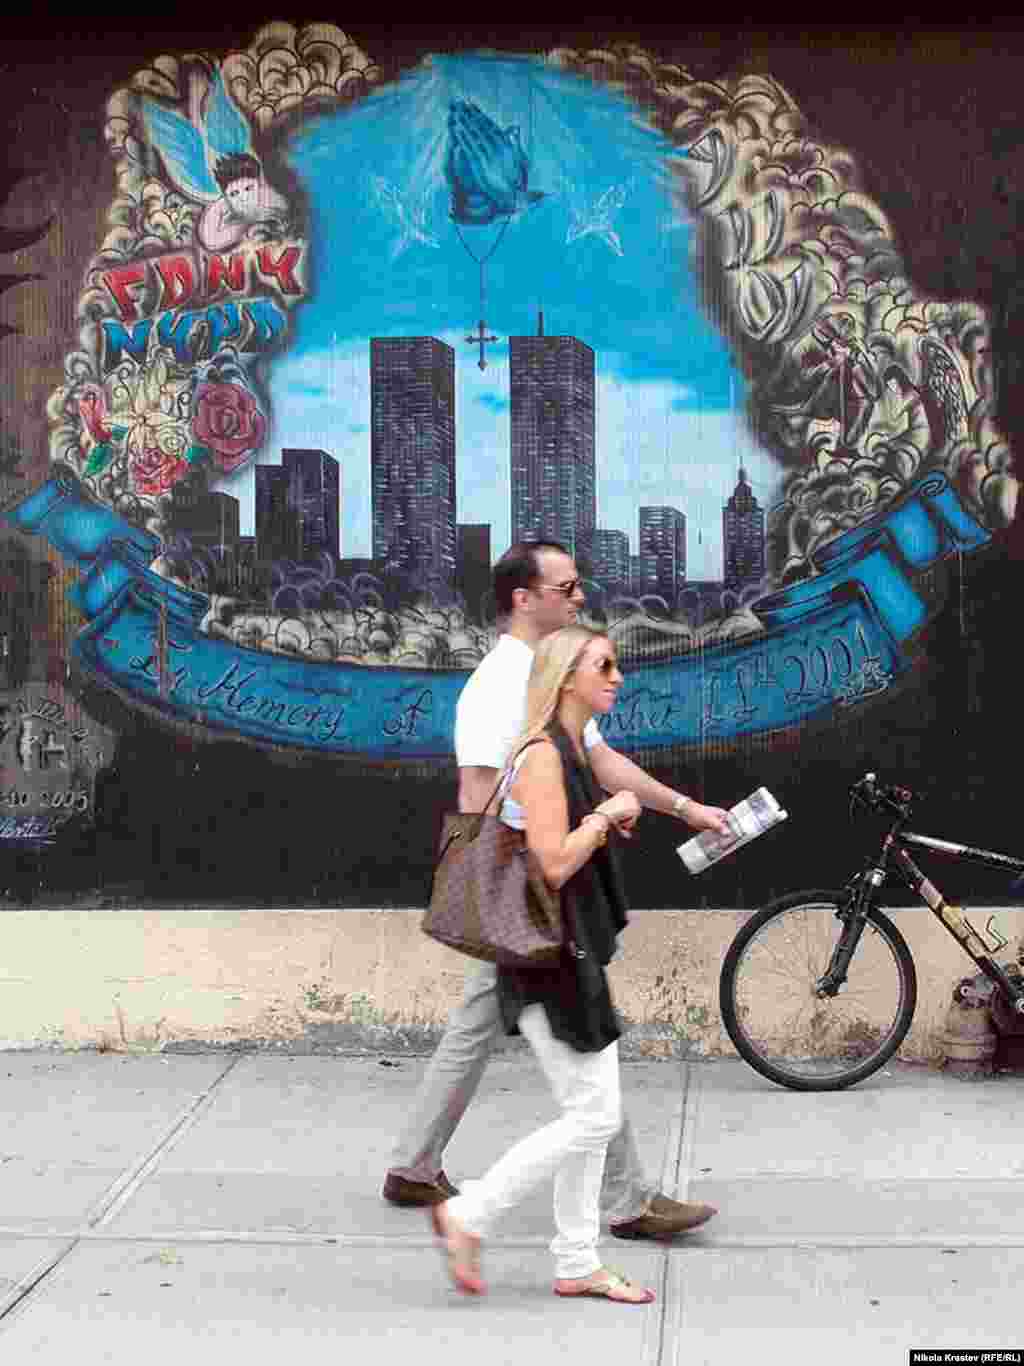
[[938, 976, 997, 1077]]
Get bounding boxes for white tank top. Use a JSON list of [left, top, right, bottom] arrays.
[[496, 750, 529, 830]]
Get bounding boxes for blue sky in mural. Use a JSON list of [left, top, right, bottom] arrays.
[[223, 52, 779, 576]]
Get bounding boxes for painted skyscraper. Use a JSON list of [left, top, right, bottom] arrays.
[[255, 450, 339, 562], [255, 466, 301, 562], [168, 482, 241, 550], [509, 315, 595, 563], [722, 467, 766, 587], [281, 448, 340, 560], [590, 528, 630, 590], [370, 337, 456, 590], [456, 524, 491, 622], [637, 506, 687, 605]]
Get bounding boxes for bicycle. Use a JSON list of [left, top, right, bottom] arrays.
[[718, 772, 1024, 1091]]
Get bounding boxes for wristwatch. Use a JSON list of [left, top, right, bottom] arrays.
[[673, 795, 691, 819]]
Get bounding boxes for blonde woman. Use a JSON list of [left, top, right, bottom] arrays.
[[431, 625, 656, 1305]]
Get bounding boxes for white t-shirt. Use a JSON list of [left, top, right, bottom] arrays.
[[454, 633, 603, 826]]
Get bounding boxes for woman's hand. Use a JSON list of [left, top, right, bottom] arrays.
[[597, 790, 641, 838]]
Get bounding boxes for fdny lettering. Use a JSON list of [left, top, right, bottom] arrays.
[[101, 245, 305, 323]]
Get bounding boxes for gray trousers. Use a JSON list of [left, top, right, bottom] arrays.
[[388, 962, 655, 1225]]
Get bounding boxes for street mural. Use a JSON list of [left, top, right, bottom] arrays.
[[1, 23, 1018, 848]]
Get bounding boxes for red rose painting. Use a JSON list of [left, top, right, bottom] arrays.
[[193, 382, 267, 473]]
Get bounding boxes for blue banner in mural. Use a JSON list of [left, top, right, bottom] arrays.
[[5, 471, 989, 759]]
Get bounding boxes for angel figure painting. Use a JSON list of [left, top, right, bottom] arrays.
[[141, 67, 292, 251]]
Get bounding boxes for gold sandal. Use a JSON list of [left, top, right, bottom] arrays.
[[553, 1267, 656, 1304]]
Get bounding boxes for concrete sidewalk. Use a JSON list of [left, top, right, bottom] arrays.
[[0, 1051, 1021, 1364]]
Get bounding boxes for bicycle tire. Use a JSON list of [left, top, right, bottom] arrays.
[[719, 889, 918, 1091]]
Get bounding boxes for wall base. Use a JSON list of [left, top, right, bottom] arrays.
[[1, 907, 1021, 1064]]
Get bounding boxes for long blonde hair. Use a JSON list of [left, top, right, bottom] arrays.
[[509, 625, 608, 763]]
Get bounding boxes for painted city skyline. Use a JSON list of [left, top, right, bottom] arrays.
[[217, 322, 767, 604], [195, 318, 770, 600], [193, 343, 767, 624], [209, 50, 779, 579]]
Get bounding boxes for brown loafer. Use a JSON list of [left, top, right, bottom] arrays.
[[382, 1170, 460, 1207], [609, 1193, 717, 1241]]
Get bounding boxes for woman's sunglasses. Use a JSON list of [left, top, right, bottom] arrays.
[[571, 653, 618, 676]]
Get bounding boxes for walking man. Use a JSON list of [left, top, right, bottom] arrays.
[[384, 541, 730, 1239]]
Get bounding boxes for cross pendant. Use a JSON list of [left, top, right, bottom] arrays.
[[465, 319, 498, 371]]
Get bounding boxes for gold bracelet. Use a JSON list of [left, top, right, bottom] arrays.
[[672, 795, 691, 819]]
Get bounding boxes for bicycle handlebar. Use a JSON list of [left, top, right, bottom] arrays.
[[849, 772, 916, 820]]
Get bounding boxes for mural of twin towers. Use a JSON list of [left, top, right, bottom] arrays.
[[169, 315, 767, 625]]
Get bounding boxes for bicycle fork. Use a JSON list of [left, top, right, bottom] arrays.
[[815, 871, 884, 997]]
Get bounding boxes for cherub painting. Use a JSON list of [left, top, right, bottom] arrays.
[[141, 67, 291, 252]]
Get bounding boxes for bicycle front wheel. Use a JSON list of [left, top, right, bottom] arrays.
[[719, 890, 917, 1090]]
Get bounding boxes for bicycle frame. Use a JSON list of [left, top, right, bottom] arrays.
[[825, 820, 1024, 1012], [889, 830, 1024, 1008]]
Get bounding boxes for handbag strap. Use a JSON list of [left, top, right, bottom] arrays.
[[480, 736, 549, 817]]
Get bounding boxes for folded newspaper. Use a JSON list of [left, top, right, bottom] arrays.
[[677, 787, 788, 874]]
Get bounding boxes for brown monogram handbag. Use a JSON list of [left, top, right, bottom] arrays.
[[422, 741, 563, 967]]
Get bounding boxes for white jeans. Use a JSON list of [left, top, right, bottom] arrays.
[[444, 1002, 622, 1280], [389, 961, 653, 1224]]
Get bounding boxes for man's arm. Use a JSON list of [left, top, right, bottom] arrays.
[[589, 742, 730, 835], [458, 765, 502, 813]]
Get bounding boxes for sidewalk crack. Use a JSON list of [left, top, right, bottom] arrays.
[[640, 1059, 695, 1366]]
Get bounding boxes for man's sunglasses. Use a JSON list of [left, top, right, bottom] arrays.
[[534, 579, 582, 598]]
